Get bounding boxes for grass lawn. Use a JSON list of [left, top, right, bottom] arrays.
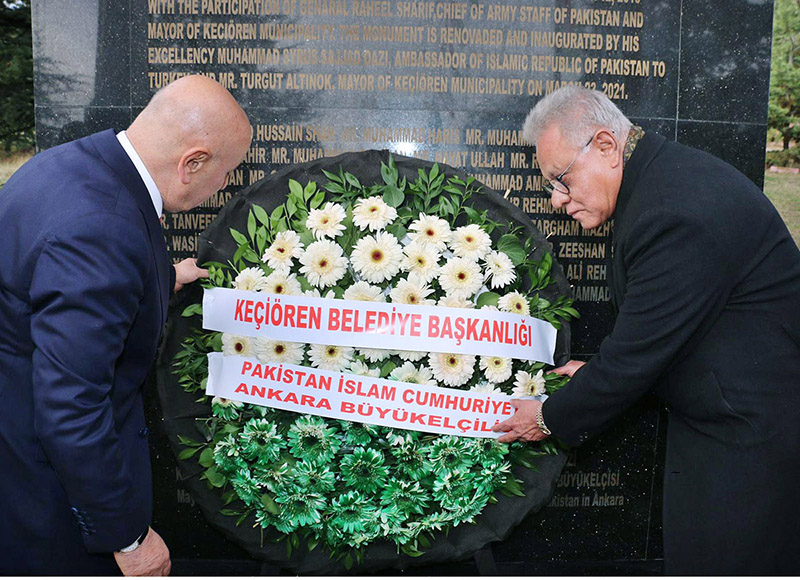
[[764, 172, 800, 247]]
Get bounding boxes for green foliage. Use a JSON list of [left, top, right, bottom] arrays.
[[0, 0, 34, 152], [769, 0, 800, 150], [765, 147, 800, 168]]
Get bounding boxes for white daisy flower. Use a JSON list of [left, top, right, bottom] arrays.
[[484, 250, 517, 289], [469, 381, 503, 395], [233, 267, 268, 291], [389, 274, 434, 306], [306, 202, 347, 240], [408, 213, 451, 251], [304, 288, 336, 299], [262, 230, 304, 270], [359, 347, 392, 363], [352, 195, 398, 231], [348, 359, 381, 377], [222, 333, 253, 357], [308, 344, 354, 371], [450, 224, 492, 261], [395, 349, 427, 362], [343, 281, 385, 302], [262, 269, 302, 296], [498, 290, 531, 316], [512, 369, 546, 397], [254, 338, 305, 365], [299, 240, 348, 288], [350, 231, 403, 284], [479, 355, 513, 384], [401, 241, 441, 283], [437, 294, 474, 309], [438, 257, 483, 299], [428, 352, 476, 387], [389, 362, 436, 386]]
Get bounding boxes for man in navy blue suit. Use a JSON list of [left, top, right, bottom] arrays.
[[0, 75, 252, 575]]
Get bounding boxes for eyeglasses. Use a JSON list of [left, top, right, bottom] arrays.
[[542, 136, 594, 196]]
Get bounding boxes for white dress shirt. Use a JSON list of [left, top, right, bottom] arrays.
[[116, 130, 163, 218]]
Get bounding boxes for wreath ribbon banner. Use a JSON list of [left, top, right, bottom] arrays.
[[206, 352, 526, 438], [203, 288, 557, 363]]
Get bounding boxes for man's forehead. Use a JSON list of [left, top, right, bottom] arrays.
[[536, 126, 570, 178]]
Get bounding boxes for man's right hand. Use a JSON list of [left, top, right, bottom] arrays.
[[113, 527, 171, 576]]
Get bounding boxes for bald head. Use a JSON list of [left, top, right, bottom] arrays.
[[127, 75, 252, 212]]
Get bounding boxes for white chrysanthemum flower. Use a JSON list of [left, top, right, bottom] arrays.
[[481, 304, 499, 311], [304, 288, 336, 299], [359, 347, 392, 363], [352, 195, 398, 231], [262, 230, 304, 270], [254, 338, 305, 365], [512, 369, 546, 397], [428, 352, 476, 387], [233, 267, 268, 291], [438, 257, 483, 299], [479, 355, 513, 384], [262, 270, 302, 296], [408, 213, 451, 251], [222, 333, 253, 357], [498, 290, 531, 316], [389, 362, 436, 386], [299, 240, 348, 288], [343, 281, 385, 302], [308, 344, 354, 371], [348, 359, 381, 378], [389, 274, 434, 306], [305, 202, 346, 240], [350, 231, 403, 284], [437, 295, 473, 309], [401, 241, 441, 283], [484, 250, 516, 289], [395, 349, 426, 362], [469, 381, 503, 395], [450, 224, 492, 261]]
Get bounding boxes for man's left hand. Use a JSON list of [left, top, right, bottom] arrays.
[[173, 258, 208, 292], [493, 399, 549, 443]]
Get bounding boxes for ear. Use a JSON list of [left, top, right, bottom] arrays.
[[177, 148, 211, 185], [594, 129, 622, 169]]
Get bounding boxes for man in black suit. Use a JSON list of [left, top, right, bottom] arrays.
[[0, 75, 252, 575], [495, 85, 800, 574]]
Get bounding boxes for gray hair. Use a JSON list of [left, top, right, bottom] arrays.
[[522, 85, 632, 148]]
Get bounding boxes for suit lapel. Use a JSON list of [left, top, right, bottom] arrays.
[[89, 130, 170, 325]]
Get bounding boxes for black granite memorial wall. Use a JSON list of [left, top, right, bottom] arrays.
[[31, 0, 774, 573]]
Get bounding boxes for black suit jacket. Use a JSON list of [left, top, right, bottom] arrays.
[[543, 133, 800, 574], [0, 130, 172, 574]]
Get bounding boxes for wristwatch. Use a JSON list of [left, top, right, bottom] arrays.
[[535, 406, 552, 436], [118, 528, 149, 553]]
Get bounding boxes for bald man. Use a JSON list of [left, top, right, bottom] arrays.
[[0, 75, 252, 575]]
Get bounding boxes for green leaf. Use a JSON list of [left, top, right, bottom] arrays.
[[261, 493, 281, 515], [230, 228, 248, 246], [252, 204, 270, 226], [181, 303, 203, 317], [382, 184, 405, 208], [247, 211, 256, 240], [177, 447, 200, 460], [198, 447, 215, 468], [203, 466, 226, 488], [344, 553, 354, 569], [310, 190, 326, 209], [497, 234, 526, 265], [476, 291, 500, 308], [288, 179, 303, 199]]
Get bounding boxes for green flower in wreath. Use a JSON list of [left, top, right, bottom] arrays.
[[473, 461, 512, 493], [287, 415, 340, 463], [444, 491, 491, 525], [211, 396, 243, 420], [465, 437, 509, 465], [238, 418, 284, 464], [230, 472, 262, 507], [379, 480, 430, 516], [432, 468, 477, 508], [338, 421, 379, 447], [213, 433, 246, 474], [389, 442, 432, 480], [339, 447, 389, 493], [251, 461, 291, 493], [425, 435, 473, 474], [290, 459, 336, 495], [329, 490, 377, 534], [273, 488, 327, 533]]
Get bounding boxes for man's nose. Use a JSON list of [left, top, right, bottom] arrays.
[[551, 190, 569, 210]]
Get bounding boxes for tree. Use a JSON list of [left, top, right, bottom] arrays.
[[769, 0, 800, 150], [0, 0, 34, 152]]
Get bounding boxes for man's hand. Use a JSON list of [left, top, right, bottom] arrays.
[[113, 527, 171, 576], [493, 399, 549, 443], [553, 359, 586, 377], [173, 258, 208, 292]]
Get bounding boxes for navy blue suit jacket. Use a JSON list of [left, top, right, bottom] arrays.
[[0, 130, 172, 574]]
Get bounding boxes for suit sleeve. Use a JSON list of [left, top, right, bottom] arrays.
[[29, 212, 151, 553], [543, 207, 735, 446]]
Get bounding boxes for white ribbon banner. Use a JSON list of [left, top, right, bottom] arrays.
[[203, 288, 556, 364], [206, 352, 517, 438]]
